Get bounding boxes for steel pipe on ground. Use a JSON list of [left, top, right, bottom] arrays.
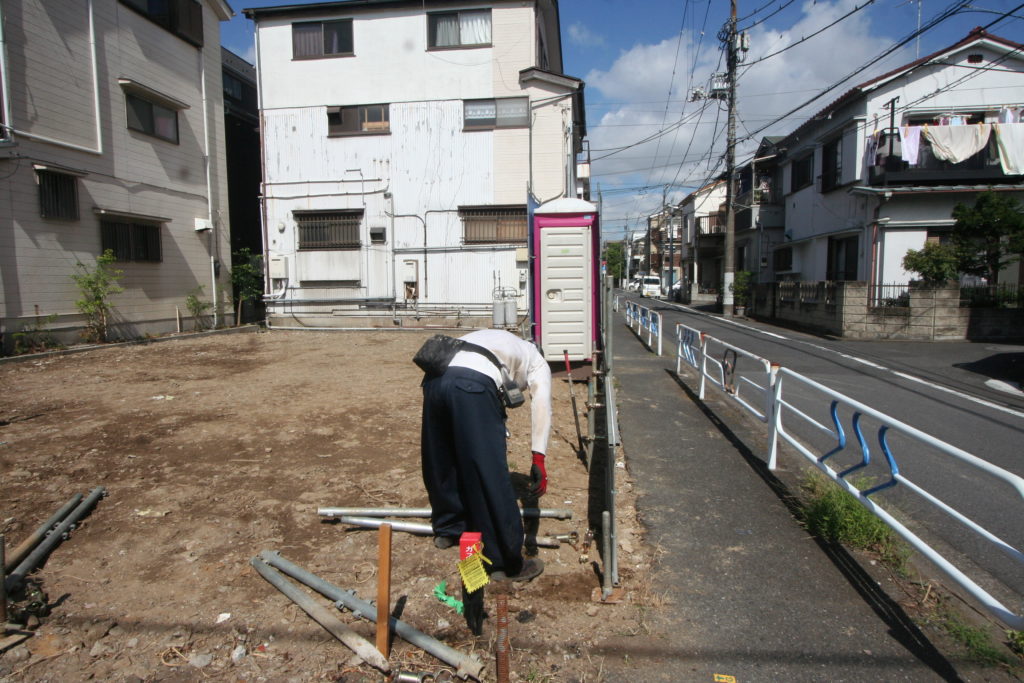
[[4, 493, 83, 572], [335, 516, 562, 548], [318, 506, 572, 520], [259, 551, 484, 680], [250, 557, 389, 673], [4, 487, 106, 593]]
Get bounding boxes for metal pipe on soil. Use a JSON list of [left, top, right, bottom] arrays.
[[250, 557, 389, 673], [5, 487, 106, 593], [318, 507, 572, 520], [4, 493, 84, 571], [259, 550, 484, 681], [336, 517, 562, 548]]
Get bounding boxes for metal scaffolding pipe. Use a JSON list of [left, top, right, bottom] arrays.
[[259, 551, 484, 680], [5, 487, 106, 593], [318, 506, 572, 520], [250, 557, 390, 673], [335, 516, 562, 548], [4, 493, 83, 572]]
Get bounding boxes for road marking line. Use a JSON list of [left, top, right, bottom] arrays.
[[893, 372, 1024, 419]]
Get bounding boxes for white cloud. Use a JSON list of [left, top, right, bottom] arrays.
[[587, 0, 915, 237], [568, 22, 606, 48]]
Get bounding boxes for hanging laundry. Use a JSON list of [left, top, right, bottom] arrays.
[[994, 123, 1024, 175], [863, 130, 879, 173], [899, 126, 922, 165], [924, 123, 991, 164]]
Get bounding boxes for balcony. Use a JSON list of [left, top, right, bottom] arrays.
[[696, 215, 724, 236], [868, 128, 1018, 186]]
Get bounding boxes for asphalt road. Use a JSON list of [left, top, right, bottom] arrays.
[[619, 293, 1024, 621]]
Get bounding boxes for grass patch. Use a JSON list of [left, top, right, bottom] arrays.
[[799, 470, 909, 571], [937, 607, 1018, 667]]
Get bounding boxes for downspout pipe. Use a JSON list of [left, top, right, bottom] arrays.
[[199, 48, 219, 328]]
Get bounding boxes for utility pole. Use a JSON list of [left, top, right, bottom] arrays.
[[723, 0, 739, 316]]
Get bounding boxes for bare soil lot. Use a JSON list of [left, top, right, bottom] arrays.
[[0, 330, 648, 682]]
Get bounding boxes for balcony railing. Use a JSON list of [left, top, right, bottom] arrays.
[[696, 215, 724, 235], [869, 126, 1012, 186]]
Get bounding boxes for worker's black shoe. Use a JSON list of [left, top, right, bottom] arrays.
[[433, 536, 457, 549], [490, 558, 544, 582]]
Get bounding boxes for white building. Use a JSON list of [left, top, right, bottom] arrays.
[[245, 0, 587, 329], [776, 28, 1024, 290], [0, 0, 233, 352], [678, 179, 727, 302]]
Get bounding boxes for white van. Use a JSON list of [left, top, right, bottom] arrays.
[[640, 276, 662, 297]]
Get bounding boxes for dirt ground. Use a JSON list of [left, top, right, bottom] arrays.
[[0, 329, 649, 682]]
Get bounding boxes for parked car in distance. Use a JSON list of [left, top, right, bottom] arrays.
[[625, 278, 640, 292], [640, 276, 661, 297]]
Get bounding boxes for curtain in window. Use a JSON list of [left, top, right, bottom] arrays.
[[323, 21, 351, 54], [460, 10, 491, 45], [293, 23, 321, 57], [496, 98, 528, 127], [153, 105, 177, 142], [465, 100, 496, 127], [431, 14, 459, 47]]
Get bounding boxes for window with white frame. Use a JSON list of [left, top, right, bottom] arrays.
[[461, 206, 527, 244], [296, 210, 363, 250], [428, 10, 491, 49], [464, 98, 529, 130], [327, 104, 390, 136], [293, 19, 353, 59], [126, 92, 179, 143], [37, 170, 79, 220], [101, 219, 162, 262]]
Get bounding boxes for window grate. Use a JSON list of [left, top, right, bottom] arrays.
[[296, 210, 362, 249], [38, 171, 79, 220], [101, 220, 162, 262], [461, 206, 527, 244]]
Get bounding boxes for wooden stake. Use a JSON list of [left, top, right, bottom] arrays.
[[376, 523, 392, 658]]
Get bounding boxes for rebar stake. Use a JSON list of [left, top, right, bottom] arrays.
[[495, 593, 509, 683]]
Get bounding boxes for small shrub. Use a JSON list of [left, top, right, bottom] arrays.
[[71, 250, 123, 343], [13, 314, 63, 354], [185, 285, 213, 331], [1008, 629, 1024, 658]]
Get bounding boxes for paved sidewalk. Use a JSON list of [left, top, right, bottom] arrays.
[[594, 318, 970, 682]]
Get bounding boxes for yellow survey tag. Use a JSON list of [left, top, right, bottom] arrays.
[[712, 675, 737, 683], [458, 545, 492, 593]]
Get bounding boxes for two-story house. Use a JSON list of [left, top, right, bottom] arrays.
[[244, 0, 587, 330], [775, 28, 1024, 294], [734, 136, 785, 284], [0, 0, 233, 352], [677, 178, 727, 303]]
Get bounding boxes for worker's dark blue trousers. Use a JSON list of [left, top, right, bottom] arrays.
[[421, 366, 524, 575]]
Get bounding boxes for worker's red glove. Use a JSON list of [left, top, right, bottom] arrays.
[[529, 452, 547, 496]]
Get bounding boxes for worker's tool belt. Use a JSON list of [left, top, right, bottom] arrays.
[[414, 334, 525, 408]]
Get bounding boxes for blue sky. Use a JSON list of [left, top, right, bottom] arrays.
[[220, 0, 1024, 239]]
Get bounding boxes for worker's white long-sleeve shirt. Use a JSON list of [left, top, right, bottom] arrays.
[[448, 329, 552, 455]]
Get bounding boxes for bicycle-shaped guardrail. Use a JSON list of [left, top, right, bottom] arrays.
[[623, 310, 1024, 630], [624, 300, 663, 356]]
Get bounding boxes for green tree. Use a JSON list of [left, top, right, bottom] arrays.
[[950, 191, 1024, 285], [71, 250, 123, 343], [603, 241, 626, 283], [902, 242, 959, 284], [230, 248, 263, 325]]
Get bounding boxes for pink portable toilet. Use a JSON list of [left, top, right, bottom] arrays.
[[532, 198, 600, 362]]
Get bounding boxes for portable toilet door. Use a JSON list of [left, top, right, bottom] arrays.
[[532, 198, 600, 362]]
